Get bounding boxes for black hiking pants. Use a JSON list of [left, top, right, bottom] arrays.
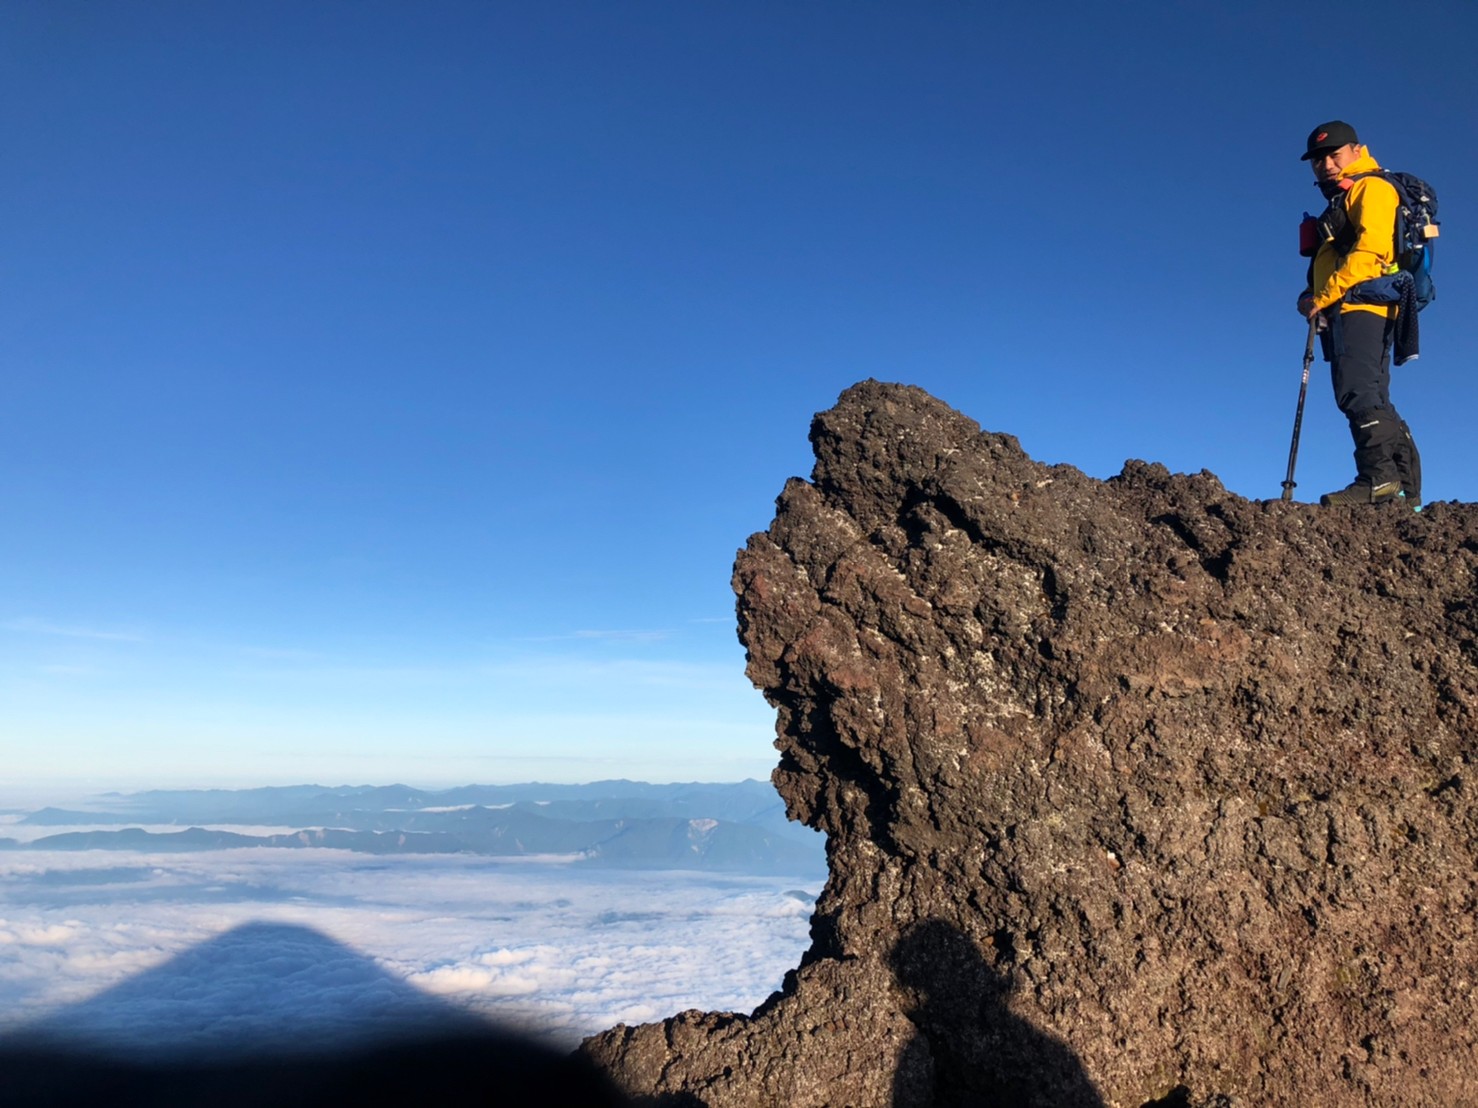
[[1321, 309, 1422, 500]]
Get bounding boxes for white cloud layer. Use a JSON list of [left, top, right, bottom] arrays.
[[0, 847, 819, 1052]]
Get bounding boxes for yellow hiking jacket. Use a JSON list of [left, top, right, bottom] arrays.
[[1309, 147, 1399, 318]]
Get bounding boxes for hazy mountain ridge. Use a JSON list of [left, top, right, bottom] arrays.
[[1, 781, 825, 874], [16, 779, 786, 825]]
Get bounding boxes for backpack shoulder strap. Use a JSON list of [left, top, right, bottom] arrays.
[[1330, 171, 1401, 256], [1344, 169, 1399, 198]]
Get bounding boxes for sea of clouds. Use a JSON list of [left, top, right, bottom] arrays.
[[0, 838, 820, 1054]]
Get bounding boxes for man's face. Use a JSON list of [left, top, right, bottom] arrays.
[[1311, 142, 1362, 182]]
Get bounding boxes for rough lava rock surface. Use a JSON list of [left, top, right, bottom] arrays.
[[581, 380, 1478, 1107]]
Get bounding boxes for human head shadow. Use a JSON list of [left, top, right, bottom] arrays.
[[890, 918, 1106, 1108], [0, 920, 629, 1106]]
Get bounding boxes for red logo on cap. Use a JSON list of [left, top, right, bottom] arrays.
[[1316, 131, 1329, 143]]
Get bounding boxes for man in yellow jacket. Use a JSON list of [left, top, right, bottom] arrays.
[[1298, 120, 1422, 508]]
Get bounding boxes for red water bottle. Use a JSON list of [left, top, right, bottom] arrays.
[[1298, 212, 1318, 257]]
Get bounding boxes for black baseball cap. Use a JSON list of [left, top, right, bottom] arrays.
[[1301, 120, 1359, 160]]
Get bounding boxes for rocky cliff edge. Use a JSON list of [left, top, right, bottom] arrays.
[[581, 380, 1478, 1107]]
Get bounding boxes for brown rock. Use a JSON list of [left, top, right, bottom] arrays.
[[581, 380, 1478, 1107]]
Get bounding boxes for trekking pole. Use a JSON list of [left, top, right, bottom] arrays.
[[1280, 316, 1319, 501]]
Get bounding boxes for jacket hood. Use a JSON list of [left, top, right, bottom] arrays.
[[1337, 147, 1383, 181]]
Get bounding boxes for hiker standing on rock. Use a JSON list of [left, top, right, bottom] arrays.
[[1297, 120, 1423, 509]]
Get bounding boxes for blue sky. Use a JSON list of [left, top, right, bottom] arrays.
[[4, 1, 1477, 789]]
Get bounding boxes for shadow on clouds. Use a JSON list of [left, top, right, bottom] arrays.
[[0, 921, 629, 1106], [5, 920, 489, 1055]]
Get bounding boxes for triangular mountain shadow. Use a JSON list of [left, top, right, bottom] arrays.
[[0, 922, 630, 1106], [2, 920, 487, 1057]]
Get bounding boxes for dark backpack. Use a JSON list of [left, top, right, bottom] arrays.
[[1302, 169, 1440, 310], [1376, 170, 1440, 310]]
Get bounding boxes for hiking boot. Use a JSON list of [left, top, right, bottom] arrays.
[[1400, 491, 1423, 513], [1320, 479, 1402, 507]]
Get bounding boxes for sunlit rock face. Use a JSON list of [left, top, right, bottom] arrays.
[[582, 380, 1478, 1107]]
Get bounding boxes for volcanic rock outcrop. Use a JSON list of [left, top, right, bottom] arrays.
[[582, 380, 1478, 1107]]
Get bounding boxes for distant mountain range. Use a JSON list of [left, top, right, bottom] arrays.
[[0, 780, 826, 875]]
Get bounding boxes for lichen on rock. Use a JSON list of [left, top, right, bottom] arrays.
[[581, 380, 1478, 1107]]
